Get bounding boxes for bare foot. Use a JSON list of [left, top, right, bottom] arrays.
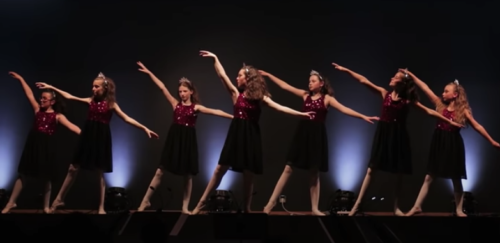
[[312, 210, 326, 216], [405, 207, 422, 216], [98, 209, 107, 214], [137, 201, 151, 212], [43, 207, 51, 214], [263, 202, 276, 214], [182, 209, 191, 215], [348, 206, 359, 216], [394, 208, 405, 216], [456, 211, 467, 217], [50, 199, 65, 213], [1, 203, 17, 214], [191, 201, 206, 215]]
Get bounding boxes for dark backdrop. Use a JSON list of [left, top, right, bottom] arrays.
[[0, 1, 499, 213]]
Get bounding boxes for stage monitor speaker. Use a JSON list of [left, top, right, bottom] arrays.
[[212, 213, 268, 240]]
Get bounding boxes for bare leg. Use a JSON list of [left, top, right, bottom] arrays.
[[42, 181, 52, 214], [50, 164, 80, 212], [191, 165, 229, 215], [243, 170, 254, 212], [310, 170, 325, 216], [138, 168, 164, 211], [452, 179, 467, 217], [1, 178, 23, 214], [406, 174, 433, 216], [97, 170, 106, 214], [182, 175, 193, 214], [264, 165, 293, 214], [349, 168, 374, 216], [393, 173, 404, 216]]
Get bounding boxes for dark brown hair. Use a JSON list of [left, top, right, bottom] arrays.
[[394, 70, 419, 102], [179, 78, 201, 104], [242, 65, 271, 100], [310, 71, 334, 96], [42, 89, 67, 114]]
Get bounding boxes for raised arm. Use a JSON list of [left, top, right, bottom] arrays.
[[263, 96, 314, 119], [332, 63, 387, 99], [113, 103, 159, 139], [137, 62, 178, 109], [259, 70, 308, 98], [326, 95, 379, 124], [195, 105, 233, 119], [465, 111, 500, 148], [9, 71, 39, 113], [57, 114, 81, 135], [36, 82, 91, 104], [404, 69, 440, 105], [199, 50, 239, 102], [412, 101, 463, 128]]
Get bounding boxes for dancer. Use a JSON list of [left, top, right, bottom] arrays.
[[259, 70, 379, 215], [331, 63, 463, 216], [190, 50, 315, 214], [403, 70, 500, 217], [135, 61, 233, 214], [1, 72, 81, 214], [36, 73, 159, 214]]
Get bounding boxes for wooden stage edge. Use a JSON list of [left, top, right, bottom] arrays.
[[6, 209, 496, 216]]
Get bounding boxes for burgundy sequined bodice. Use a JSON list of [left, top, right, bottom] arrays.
[[379, 92, 409, 123], [436, 109, 460, 132], [34, 111, 57, 135], [233, 93, 261, 121], [87, 100, 112, 124], [303, 95, 327, 122], [173, 103, 197, 127]]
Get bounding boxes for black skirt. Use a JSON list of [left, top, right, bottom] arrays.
[[286, 120, 329, 172], [427, 128, 466, 179], [73, 120, 113, 173], [218, 118, 263, 174], [368, 121, 412, 174], [159, 123, 198, 176], [17, 129, 57, 180]]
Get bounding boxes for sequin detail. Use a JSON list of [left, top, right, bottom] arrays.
[[379, 92, 409, 122], [303, 95, 327, 122], [34, 111, 57, 135], [436, 109, 460, 132], [173, 103, 197, 127], [233, 93, 261, 121], [87, 100, 112, 124]]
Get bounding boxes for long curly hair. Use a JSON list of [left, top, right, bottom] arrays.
[[94, 76, 116, 109], [179, 78, 201, 104], [436, 82, 471, 125], [242, 65, 271, 100], [42, 89, 67, 114], [394, 70, 419, 102], [309, 71, 334, 96]]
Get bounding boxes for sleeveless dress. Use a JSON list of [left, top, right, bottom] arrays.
[[17, 110, 58, 180], [368, 92, 412, 174], [286, 95, 329, 172], [427, 109, 466, 179], [218, 93, 263, 174], [159, 103, 199, 175], [73, 99, 113, 173]]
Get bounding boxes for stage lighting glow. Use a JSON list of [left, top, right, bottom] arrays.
[[105, 123, 133, 188], [0, 127, 17, 188], [447, 130, 482, 192], [208, 190, 233, 213], [203, 127, 235, 190], [328, 189, 356, 214]]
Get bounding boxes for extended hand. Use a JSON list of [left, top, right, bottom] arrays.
[[145, 129, 159, 139], [35, 82, 52, 89], [450, 121, 465, 128], [363, 116, 380, 124], [304, 111, 316, 119], [492, 141, 500, 149], [332, 63, 347, 71], [398, 68, 411, 75], [199, 50, 217, 58], [8, 71, 23, 80], [137, 61, 151, 74], [258, 70, 270, 76]]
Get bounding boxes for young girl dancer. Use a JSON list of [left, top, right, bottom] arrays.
[[190, 50, 315, 214], [1, 72, 81, 214], [259, 69, 379, 215], [403, 70, 499, 217], [135, 62, 233, 214], [331, 63, 463, 216], [36, 73, 159, 214]]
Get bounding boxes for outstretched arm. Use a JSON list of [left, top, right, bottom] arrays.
[[113, 103, 159, 138], [326, 96, 379, 124], [263, 96, 314, 118], [36, 82, 91, 104], [466, 111, 499, 147], [57, 114, 81, 134], [404, 69, 440, 105], [9, 72, 39, 113], [195, 105, 233, 119], [199, 51, 239, 102], [332, 63, 387, 99], [413, 101, 463, 127], [137, 62, 178, 109], [259, 70, 308, 98]]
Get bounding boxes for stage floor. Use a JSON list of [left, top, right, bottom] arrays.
[[1, 210, 499, 243]]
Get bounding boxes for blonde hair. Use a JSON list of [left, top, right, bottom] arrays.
[[436, 82, 471, 125]]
